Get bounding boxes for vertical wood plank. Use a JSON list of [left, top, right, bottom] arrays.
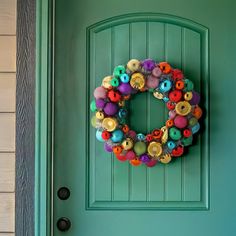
[[112, 25, 129, 201], [0, 0, 16, 35], [0, 113, 15, 151], [182, 29, 201, 201], [93, 29, 112, 201], [0, 73, 16, 112], [0, 36, 16, 72], [165, 24, 182, 201], [147, 22, 165, 201], [0, 193, 15, 232], [0, 153, 15, 192], [129, 22, 147, 201]]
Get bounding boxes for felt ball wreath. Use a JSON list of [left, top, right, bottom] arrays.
[[90, 59, 203, 167]]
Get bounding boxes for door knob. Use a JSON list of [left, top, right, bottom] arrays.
[[57, 217, 71, 231], [57, 187, 70, 200]]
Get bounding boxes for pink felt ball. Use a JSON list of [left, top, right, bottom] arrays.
[[146, 159, 158, 167], [125, 150, 136, 160], [152, 67, 162, 77], [103, 102, 118, 116], [94, 86, 107, 99], [146, 75, 159, 89], [169, 110, 176, 119], [174, 115, 188, 129], [117, 83, 133, 95]]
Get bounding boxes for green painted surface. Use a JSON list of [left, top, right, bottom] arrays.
[[36, 0, 236, 235]]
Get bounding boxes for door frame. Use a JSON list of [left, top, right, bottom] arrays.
[[35, 0, 54, 235]]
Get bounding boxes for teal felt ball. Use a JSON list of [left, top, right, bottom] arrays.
[[96, 129, 104, 142], [111, 130, 124, 143], [169, 127, 182, 140]]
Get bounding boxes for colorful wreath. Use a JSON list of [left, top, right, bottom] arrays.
[[90, 59, 202, 167]]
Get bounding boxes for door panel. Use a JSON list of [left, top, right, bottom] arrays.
[[87, 16, 208, 209], [53, 0, 236, 235]]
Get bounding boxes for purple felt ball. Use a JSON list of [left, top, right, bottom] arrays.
[[190, 91, 200, 105], [142, 59, 156, 71], [96, 99, 106, 109], [104, 142, 113, 152], [94, 86, 107, 99], [117, 83, 133, 95], [103, 102, 118, 116], [146, 75, 159, 89], [140, 154, 150, 163]]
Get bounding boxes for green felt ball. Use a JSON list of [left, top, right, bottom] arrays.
[[169, 127, 182, 140], [189, 117, 198, 126], [134, 141, 146, 156], [182, 136, 193, 146], [113, 65, 126, 77], [90, 100, 97, 112], [111, 78, 120, 87], [184, 79, 194, 91]]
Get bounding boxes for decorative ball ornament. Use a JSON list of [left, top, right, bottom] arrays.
[[90, 59, 203, 167]]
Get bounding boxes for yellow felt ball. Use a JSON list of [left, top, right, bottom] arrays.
[[122, 138, 134, 150], [102, 76, 113, 89], [102, 117, 117, 132], [96, 111, 104, 120], [175, 101, 192, 116], [127, 59, 140, 72], [147, 142, 163, 158], [91, 116, 97, 128]]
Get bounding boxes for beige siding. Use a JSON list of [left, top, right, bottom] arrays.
[[0, 0, 16, 234]]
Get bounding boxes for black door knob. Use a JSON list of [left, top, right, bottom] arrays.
[[57, 217, 71, 231], [57, 187, 70, 200]]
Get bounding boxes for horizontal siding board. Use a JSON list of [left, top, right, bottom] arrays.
[[0, 153, 15, 192], [0, 0, 16, 35], [0, 113, 15, 151], [0, 73, 16, 112], [0, 193, 15, 232], [0, 36, 16, 72]]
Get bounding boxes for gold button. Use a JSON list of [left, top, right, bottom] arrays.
[[102, 76, 113, 89], [130, 73, 145, 90], [175, 101, 192, 116], [160, 153, 172, 164], [153, 91, 164, 99], [96, 111, 104, 120], [147, 142, 162, 158], [102, 118, 117, 132]]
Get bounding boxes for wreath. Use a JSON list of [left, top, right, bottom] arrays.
[[90, 59, 202, 167]]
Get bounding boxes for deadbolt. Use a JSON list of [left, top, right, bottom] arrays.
[[57, 187, 70, 200], [57, 217, 71, 231]]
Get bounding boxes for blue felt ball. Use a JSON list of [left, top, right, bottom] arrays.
[[96, 129, 104, 142], [159, 80, 172, 93], [120, 73, 130, 83], [111, 130, 124, 143], [191, 122, 200, 134], [167, 141, 176, 150]]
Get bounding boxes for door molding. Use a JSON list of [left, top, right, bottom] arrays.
[[35, 0, 54, 235]]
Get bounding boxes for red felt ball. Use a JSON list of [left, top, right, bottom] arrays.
[[101, 131, 111, 140], [116, 154, 127, 162], [107, 90, 121, 102], [166, 101, 175, 110], [183, 129, 192, 137], [169, 90, 182, 102]]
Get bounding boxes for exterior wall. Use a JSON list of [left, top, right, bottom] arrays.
[[0, 0, 16, 235]]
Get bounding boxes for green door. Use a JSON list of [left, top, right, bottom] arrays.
[[52, 0, 236, 235]]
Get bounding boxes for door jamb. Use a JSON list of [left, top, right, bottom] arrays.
[[35, 0, 54, 235]]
